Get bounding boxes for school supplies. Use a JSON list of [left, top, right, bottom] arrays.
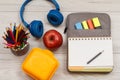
[[87, 19, 94, 29], [92, 17, 101, 28], [75, 17, 101, 30], [66, 13, 113, 72], [2, 23, 29, 52], [22, 48, 59, 80], [75, 22, 83, 29], [11, 43, 29, 56], [87, 50, 104, 64], [68, 37, 113, 72], [82, 21, 89, 29]]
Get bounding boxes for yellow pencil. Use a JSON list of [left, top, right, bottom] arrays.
[[15, 27, 19, 42], [19, 24, 22, 32]]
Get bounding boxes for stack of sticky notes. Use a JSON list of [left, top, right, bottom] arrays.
[[75, 17, 101, 30], [22, 48, 59, 80]]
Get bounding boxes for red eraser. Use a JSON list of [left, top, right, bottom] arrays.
[[87, 19, 94, 29]]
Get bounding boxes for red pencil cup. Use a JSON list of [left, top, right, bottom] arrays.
[[10, 43, 30, 56]]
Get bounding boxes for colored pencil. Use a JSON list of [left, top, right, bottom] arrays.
[[2, 23, 29, 49]]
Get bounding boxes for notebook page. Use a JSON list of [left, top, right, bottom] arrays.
[[68, 37, 113, 67]]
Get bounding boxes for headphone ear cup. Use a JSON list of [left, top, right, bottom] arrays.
[[29, 20, 44, 38], [47, 10, 63, 26]]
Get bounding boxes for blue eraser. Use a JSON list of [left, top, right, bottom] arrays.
[[75, 22, 83, 30]]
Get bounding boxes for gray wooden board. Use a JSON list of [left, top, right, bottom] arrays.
[[0, 0, 120, 80]]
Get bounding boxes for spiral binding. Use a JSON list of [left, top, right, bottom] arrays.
[[69, 37, 112, 41]]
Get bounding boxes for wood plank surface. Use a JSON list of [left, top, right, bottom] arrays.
[[0, 0, 120, 80]]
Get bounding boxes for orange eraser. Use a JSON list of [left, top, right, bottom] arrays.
[[87, 19, 94, 29]]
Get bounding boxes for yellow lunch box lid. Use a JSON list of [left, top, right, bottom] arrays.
[[22, 48, 59, 80]]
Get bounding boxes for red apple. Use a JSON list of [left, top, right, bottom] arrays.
[[43, 30, 63, 50]]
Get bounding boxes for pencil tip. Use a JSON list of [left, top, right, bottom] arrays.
[[10, 23, 12, 26], [14, 23, 16, 26]]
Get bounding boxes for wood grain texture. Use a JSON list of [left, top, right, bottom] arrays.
[[0, 0, 120, 80]]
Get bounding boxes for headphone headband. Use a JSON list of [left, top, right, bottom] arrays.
[[49, 0, 60, 10], [20, 0, 31, 28]]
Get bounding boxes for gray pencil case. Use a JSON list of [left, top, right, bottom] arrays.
[[66, 12, 111, 37]]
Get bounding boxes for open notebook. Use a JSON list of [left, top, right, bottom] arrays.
[[68, 37, 113, 72], [67, 13, 113, 72]]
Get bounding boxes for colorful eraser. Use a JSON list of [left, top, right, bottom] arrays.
[[92, 17, 101, 28], [87, 19, 95, 29], [75, 22, 83, 30], [22, 48, 59, 80], [82, 21, 89, 29]]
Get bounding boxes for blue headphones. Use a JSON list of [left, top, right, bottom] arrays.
[[20, 0, 63, 38]]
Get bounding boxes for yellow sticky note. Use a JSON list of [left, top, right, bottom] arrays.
[[92, 17, 101, 28], [82, 21, 89, 29]]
